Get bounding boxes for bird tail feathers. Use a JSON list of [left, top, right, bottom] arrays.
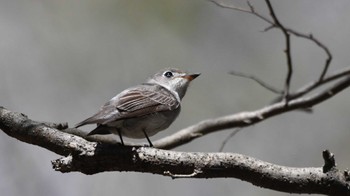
[[86, 125, 111, 136]]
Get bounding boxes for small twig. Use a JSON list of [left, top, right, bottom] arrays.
[[219, 128, 242, 152], [229, 71, 283, 94], [323, 150, 336, 173], [209, 0, 251, 13], [164, 169, 203, 179], [344, 169, 350, 181], [210, 0, 273, 25], [265, 0, 293, 102]]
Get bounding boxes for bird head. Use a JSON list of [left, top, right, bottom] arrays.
[[147, 68, 200, 99]]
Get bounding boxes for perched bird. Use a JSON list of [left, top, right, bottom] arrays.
[[75, 68, 200, 147]]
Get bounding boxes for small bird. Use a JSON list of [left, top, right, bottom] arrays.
[[75, 68, 200, 147]]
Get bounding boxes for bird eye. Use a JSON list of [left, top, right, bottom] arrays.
[[164, 71, 173, 78]]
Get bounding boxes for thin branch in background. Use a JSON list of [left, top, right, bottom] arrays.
[[274, 67, 350, 102], [153, 76, 350, 149], [285, 32, 332, 81], [210, 0, 334, 101], [219, 128, 242, 152], [229, 71, 283, 94], [210, 0, 273, 25], [209, 0, 251, 14], [264, 0, 293, 101]]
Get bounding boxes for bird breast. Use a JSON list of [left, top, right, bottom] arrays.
[[118, 107, 181, 139]]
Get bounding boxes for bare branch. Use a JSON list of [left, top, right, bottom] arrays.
[[284, 32, 333, 81], [229, 71, 283, 94], [0, 108, 349, 194], [210, 0, 334, 98], [154, 76, 350, 149], [264, 0, 293, 101], [274, 67, 350, 102], [210, 0, 273, 25], [209, 0, 251, 14], [58, 68, 350, 149]]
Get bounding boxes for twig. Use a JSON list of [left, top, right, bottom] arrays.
[[265, 0, 293, 101], [210, 0, 334, 100], [283, 32, 332, 81], [323, 150, 336, 173], [209, 0, 252, 14], [276, 66, 350, 101], [229, 71, 283, 94], [164, 169, 203, 179], [219, 128, 242, 152]]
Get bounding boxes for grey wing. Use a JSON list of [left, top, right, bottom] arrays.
[[75, 84, 179, 127], [115, 84, 179, 118]]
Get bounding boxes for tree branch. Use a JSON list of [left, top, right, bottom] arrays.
[[210, 0, 334, 99], [57, 75, 350, 149], [153, 76, 350, 149], [0, 106, 349, 194], [264, 0, 293, 101], [284, 67, 350, 101]]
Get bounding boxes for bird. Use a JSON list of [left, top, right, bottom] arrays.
[[75, 68, 200, 147]]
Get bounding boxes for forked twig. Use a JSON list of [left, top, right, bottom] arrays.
[[210, 0, 337, 101], [275, 67, 350, 102], [229, 71, 282, 94]]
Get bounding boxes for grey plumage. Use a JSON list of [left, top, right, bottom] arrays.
[[75, 68, 199, 146]]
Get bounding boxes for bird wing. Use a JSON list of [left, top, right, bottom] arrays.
[[75, 84, 179, 127], [114, 83, 179, 118], [118, 85, 177, 110]]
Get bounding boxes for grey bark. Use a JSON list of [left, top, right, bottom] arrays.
[[1, 107, 350, 195]]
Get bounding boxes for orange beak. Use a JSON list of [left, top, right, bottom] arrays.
[[182, 73, 200, 81]]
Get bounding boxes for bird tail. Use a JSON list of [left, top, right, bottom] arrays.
[[86, 125, 111, 136], [75, 116, 100, 128]]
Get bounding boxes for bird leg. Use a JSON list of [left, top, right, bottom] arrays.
[[117, 129, 124, 146], [143, 130, 153, 147]]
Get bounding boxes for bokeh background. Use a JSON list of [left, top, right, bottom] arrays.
[[1, 0, 350, 195]]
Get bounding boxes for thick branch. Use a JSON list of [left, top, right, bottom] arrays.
[[53, 147, 350, 195], [0, 107, 349, 195], [0, 107, 88, 156]]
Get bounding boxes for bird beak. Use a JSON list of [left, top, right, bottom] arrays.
[[182, 73, 200, 81]]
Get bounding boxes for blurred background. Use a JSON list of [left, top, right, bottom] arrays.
[[1, 0, 350, 195]]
